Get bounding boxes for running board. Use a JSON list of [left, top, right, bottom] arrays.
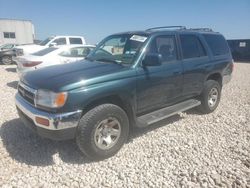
[[136, 99, 201, 127]]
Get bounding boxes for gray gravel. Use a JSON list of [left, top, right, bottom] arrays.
[[0, 63, 249, 187]]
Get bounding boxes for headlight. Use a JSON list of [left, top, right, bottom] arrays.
[[35, 89, 68, 108]]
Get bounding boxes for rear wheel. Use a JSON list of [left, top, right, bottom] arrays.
[[76, 104, 129, 160], [198, 80, 221, 114], [1, 55, 12, 65]]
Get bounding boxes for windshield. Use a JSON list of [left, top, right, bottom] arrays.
[[32, 47, 58, 56], [39, 37, 55, 46], [0, 44, 13, 49], [87, 34, 148, 65]]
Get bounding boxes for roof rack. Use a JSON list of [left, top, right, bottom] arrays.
[[188, 28, 213, 32], [146, 26, 186, 31]]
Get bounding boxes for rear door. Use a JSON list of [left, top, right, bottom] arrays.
[[179, 34, 210, 98], [136, 34, 183, 114]]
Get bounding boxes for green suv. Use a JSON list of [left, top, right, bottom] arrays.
[[15, 26, 233, 160]]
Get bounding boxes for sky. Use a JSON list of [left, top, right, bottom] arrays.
[[0, 0, 250, 44]]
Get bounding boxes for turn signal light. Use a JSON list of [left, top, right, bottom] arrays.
[[35, 117, 49, 126], [54, 92, 67, 107]]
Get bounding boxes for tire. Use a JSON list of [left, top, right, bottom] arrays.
[[76, 104, 129, 160], [1, 55, 12, 65], [198, 80, 221, 114]]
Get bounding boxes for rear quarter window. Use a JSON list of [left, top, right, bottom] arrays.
[[203, 34, 229, 56]]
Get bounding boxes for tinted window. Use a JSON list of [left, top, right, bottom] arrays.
[[32, 47, 58, 56], [69, 38, 83, 44], [53, 38, 66, 45], [149, 35, 177, 62], [203, 34, 229, 56], [180, 35, 206, 59]]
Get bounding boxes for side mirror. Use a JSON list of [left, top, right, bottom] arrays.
[[49, 42, 57, 47], [142, 53, 162, 67]]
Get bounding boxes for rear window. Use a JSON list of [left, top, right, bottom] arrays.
[[180, 35, 207, 59], [32, 47, 57, 56], [203, 34, 229, 56], [69, 38, 83, 44]]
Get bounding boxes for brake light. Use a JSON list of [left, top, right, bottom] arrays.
[[23, 61, 42, 67]]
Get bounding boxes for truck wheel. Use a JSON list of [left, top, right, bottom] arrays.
[[1, 56, 12, 65], [76, 104, 129, 160], [198, 80, 221, 114]]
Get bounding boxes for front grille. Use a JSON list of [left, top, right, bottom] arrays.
[[18, 83, 36, 105]]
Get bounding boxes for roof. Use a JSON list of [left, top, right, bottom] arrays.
[[113, 26, 219, 36]]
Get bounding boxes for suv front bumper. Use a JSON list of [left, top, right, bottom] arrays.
[[15, 93, 82, 140]]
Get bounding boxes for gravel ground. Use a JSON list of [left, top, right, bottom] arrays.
[[0, 63, 249, 188]]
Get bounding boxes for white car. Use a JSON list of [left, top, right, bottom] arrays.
[[15, 36, 86, 55], [16, 45, 95, 77]]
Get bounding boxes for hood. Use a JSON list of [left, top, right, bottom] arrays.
[[16, 44, 46, 54], [21, 60, 131, 91]]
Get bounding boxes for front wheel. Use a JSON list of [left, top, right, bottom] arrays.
[[198, 80, 221, 114], [1, 56, 13, 65], [76, 104, 129, 160]]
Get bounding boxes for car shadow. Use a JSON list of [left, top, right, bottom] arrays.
[[6, 81, 18, 89], [0, 118, 91, 166], [5, 67, 16, 72], [129, 114, 183, 142], [1, 111, 196, 166]]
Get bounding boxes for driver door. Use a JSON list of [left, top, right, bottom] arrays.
[[136, 35, 183, 114]]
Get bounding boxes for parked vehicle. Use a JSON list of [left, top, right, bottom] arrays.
[[15, 26, 233, 160], [0, 43, 18, 65], [14, 36, 86, 55], [15, 45, 95, 77]]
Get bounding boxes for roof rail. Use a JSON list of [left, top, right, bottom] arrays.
[[189, 28, 213, 32], [146, 26, 186, 31]]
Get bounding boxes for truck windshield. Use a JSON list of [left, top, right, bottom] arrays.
[[87, 34, 148, 65], [39, 37, 54, 46]]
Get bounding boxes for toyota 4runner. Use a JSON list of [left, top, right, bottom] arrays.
[[15, 26, 233, 160]]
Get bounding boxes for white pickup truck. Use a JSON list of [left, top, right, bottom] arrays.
[[15, 36, 86, 55]]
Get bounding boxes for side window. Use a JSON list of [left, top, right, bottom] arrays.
[[53, 38, 66, 45], [203, 34, 229, 56], [180, 35, 207, 59], [69, 38, 83, 44], [149, 35, 177, 62]]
